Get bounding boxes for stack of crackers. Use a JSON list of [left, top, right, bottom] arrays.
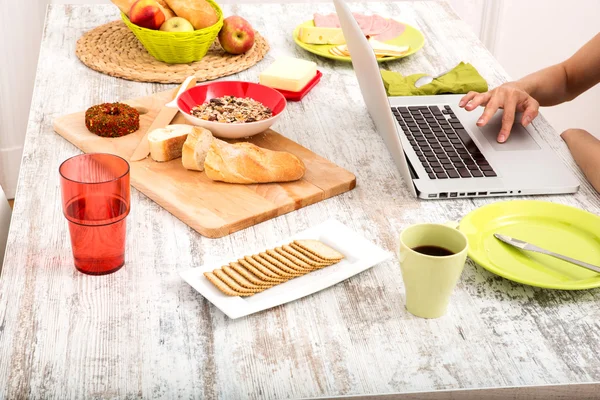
[[204, 240, 344, 297]]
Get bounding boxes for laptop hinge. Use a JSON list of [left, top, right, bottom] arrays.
[[405, 152, 419, 179]]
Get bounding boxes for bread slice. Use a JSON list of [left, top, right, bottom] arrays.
[[110, 0, 133, 15], [111, 0, 175, 18], [148, 124, 193, 162], [204, 140, 306, 184], [156, 0, 176, 19], [164, 0, 218, 30], [182, 127, 213, 171]]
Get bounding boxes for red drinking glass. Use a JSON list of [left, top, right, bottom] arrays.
[[59, 153, 130, 275]]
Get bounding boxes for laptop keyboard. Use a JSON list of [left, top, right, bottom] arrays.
[[392, 105, 497, 179]]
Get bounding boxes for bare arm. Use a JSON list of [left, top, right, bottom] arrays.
[[518, 33, 600, 106], [561, 129, 600, 193], [459, 33, 600, 142]]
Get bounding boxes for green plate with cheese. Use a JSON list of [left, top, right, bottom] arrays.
[[459, 200, 600, 290], [292, 19, 425, 62]]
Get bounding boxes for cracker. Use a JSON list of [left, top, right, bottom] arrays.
[[277, 247, 329, 270], [293, 240, 345, 261], [221, 265, 272, 289], [289, 243, 336, 263], [243, 255, 299, 278], [335, 45, 350, 56], [213, 269, 263, 295], [230, 262, 277, 286], [238, 259, 287, 282], [204, 271, 253, 297], [266, 249, 320, 271], [257, 253, 313, 274], [278, 245, 332, 267], [329, 46, 345, 56]]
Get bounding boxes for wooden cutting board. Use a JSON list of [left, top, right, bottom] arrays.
[[53, 87, 356, 238]]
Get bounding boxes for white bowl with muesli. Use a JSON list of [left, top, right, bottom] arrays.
[[176, 81, 287, 139]]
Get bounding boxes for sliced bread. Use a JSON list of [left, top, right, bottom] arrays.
[[182, 126, 214, 171], [148, 124, 193, 162]]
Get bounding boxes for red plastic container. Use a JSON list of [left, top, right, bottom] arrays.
[[59, 153, 130, 275], [272, 70, 323, 102]]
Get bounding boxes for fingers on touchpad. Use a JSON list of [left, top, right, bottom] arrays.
[[479, 112, 541, 151]]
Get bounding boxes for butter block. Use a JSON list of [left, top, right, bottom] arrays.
[[259, 57, 317, 92], [298, 26, 346, 45]]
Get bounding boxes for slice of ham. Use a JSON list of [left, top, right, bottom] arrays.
[[352, 13, 373, 35], [368, 14, 390, 36], [373, 19, 405, 42], [313, 13, 340, 28], [313, 13, 405, 41], [314, 12, 374, 33]]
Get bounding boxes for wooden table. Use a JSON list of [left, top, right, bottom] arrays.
[[1, 3, 600, 399]]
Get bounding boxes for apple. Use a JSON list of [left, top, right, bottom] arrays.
[[129, 0, 165, 30], [160, 17, 195, 32], [218, 16, 255, 55]]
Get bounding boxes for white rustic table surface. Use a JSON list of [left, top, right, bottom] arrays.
[[1, 2, 600, 399]]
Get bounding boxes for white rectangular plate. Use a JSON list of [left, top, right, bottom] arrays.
[[179, 219, 392, 319]]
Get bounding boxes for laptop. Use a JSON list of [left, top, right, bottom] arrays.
[[332, 0, 579, 199]]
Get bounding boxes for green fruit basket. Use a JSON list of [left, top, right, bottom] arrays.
[[121, 0, 223, 64]]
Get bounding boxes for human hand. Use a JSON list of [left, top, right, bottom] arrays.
[[458, 82, 540, 143]]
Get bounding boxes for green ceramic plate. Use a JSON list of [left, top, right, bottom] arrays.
[[459, 200, 600, 290], [292, 20, 425, 63]]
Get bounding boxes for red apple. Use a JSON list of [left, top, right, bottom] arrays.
[[218, 16, 255, 55], [130, 0, 165, 30]]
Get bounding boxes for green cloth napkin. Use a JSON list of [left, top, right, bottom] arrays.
[[381, 62, 488, 97]]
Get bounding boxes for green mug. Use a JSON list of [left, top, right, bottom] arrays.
[[398, 223, 468, 319]]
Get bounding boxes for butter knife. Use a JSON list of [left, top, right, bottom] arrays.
[[130, 75, 196, 162], [494, 233, 600, 274]]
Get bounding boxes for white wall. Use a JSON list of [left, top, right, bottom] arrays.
[[0, 0, 47, 198], [492, 0, 600, 136]]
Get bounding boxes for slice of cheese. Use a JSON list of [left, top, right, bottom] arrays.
[[368, 39, 410, 56], [259, 57, 317, 92], [298, 26, 346, 45], [330, 41, 410, 58]]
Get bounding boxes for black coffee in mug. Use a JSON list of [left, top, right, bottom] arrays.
[[412, 245, 455, 257]]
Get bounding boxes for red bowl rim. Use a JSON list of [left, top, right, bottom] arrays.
[[176, 81, 287, 126]]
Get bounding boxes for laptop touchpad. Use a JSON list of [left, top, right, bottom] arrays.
[[478, 111, 541, 151]]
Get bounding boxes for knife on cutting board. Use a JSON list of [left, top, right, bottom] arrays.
[[494, 233, 600, 274], [130, 75, 197, 162]]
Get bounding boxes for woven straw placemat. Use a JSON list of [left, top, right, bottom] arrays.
[[76, 20, 269, 84]]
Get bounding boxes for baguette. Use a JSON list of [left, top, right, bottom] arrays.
[[148, 124, 193, 162], [111, 0, 175, 19], [204, 139, 306, 184], [182, 126, 213, 171], [110, 0, 133, 15], [163, 0, 219, 30]]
